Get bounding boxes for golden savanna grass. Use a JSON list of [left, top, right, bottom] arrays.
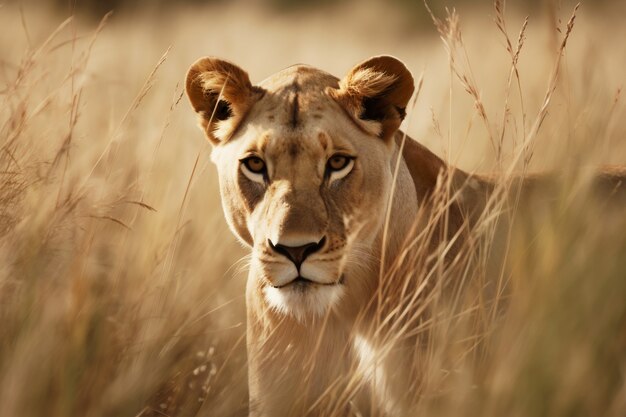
[[1, 1, 625, 416]]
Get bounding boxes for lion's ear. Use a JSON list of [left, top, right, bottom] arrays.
[[186, 57, 264, 145], [329, 55, 414, 141]]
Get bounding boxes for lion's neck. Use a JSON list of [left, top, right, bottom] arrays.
[[397, 132, 478, 201], [399, 133, 448, 200], [375, 136, 421, 270]]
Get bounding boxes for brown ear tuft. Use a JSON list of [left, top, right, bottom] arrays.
[[186, 57, 264, 144], [329, 55, 414, 141]]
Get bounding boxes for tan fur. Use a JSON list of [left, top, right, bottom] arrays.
[[186, 56, 626, 416]]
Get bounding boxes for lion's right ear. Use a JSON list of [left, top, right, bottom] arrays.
[[329, 56, 414, 142], [186, 57, 264, 145]]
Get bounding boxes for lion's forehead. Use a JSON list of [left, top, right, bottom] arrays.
[[247, 65, 347, 130], [257, 65, 340, 93]]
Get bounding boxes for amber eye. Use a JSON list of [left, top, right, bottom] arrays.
[[242, 157, 266, 174], [327, 155, 351, 171]]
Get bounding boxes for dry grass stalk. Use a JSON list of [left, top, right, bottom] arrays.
[[0, 2, 624, 417]]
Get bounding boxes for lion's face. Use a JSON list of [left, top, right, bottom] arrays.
[[186, 57, 414, 321]]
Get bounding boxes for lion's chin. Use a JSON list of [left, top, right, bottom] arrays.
[[263, 281, 344, 323]]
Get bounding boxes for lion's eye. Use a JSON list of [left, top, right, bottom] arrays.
[[243, 157, 266, 174], [326, 154, 355, 184], [328, 155, 350, 171], [240, 156, 267, 184]]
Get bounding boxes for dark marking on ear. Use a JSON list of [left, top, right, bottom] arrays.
[[360, 95, 387, 121], [395, 106, 407, 120], [268, 115, 275, 122], [215, 100, 233, 121], [359, 96, 407, 123], [313, 114, 323, 119]]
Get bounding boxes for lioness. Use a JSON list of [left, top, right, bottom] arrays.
[[185, 56, 625, 416]]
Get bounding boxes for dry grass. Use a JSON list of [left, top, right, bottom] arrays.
[[1, 1, 625, 416]]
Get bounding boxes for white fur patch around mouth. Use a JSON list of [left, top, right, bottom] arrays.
[[263, 279, 345, 322], [270, 276, 342, 289]]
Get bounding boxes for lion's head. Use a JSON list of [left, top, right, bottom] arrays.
[[186, 56, 415, 321]]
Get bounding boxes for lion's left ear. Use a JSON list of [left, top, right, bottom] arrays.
[[186, 57, 264, 145], [329, 55, 414, 141]]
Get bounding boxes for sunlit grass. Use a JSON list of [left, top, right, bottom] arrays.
[[0, 1, 624, 416]]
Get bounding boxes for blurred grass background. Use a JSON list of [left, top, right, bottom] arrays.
[[0, 0, 625, 416]]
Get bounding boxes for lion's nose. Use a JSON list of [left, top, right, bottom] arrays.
[[268, 237, 326, 270]]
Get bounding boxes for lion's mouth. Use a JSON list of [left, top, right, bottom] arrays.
[[272, 275, 345, 289]]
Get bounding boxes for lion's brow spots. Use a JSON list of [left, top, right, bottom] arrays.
[[317, 132, 329, 151], [322, 133, 355, 156], [254, 133, 271, 154]]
